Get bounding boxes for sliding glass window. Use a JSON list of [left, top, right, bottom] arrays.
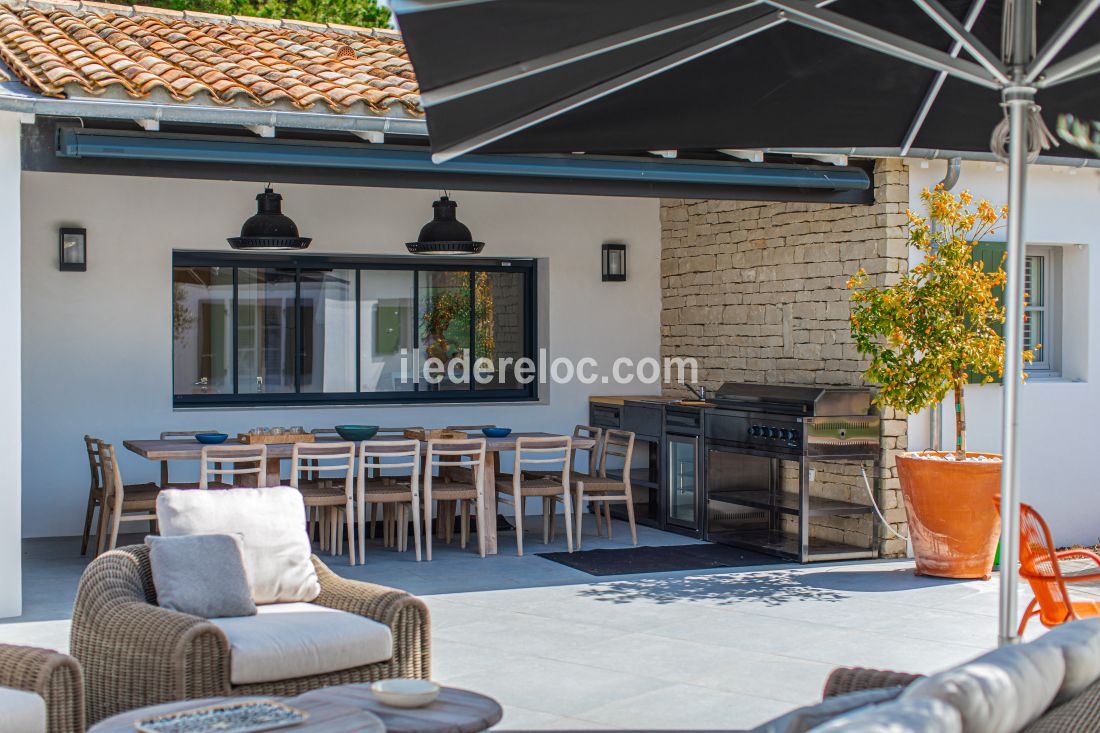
[[173, 253, 537, 407]]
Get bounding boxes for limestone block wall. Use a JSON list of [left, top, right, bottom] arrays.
[[660, 160, 910, 557]]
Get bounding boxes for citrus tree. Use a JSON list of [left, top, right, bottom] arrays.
[[848, 187, 1031, 458]]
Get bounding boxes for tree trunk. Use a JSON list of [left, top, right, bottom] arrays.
[[954, 378, 966, 459]]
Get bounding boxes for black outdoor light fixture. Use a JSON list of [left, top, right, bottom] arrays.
[[406, 194, 484, 255], [228, 186, 312, 251], [59, 227, 87, 272], [602, 242, 626, 282]]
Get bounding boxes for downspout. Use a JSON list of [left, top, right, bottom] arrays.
[[928, 157, 962, 452]]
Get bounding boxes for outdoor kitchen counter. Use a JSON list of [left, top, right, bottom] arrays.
[[588, 395, 680, 406]]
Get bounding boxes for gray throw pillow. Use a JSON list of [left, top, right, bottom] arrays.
[[749, 686, 904, 733], [146, 534, 257, 618]]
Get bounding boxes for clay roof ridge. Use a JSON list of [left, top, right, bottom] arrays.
[[0, 0, 401, 39]]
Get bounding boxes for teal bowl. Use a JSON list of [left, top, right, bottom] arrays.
[[194, 433, 228, 444], [335, 425, 379, 441], [482, 427, 512, 438]]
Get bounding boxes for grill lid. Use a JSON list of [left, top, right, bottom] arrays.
[[712, 383, 873, 417]]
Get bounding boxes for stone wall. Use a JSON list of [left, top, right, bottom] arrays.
[[660, 159, 910, 557]]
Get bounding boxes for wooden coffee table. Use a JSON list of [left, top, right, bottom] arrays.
[[297, 685, 503, 733], [89, 695, 385, 732], [90, 687, 502, 733]]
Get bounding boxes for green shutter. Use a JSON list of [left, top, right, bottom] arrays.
[[968, 241, 1006, 384]]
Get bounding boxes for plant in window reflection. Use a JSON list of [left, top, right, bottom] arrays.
[[173, 283, 195, 345], [848, 186, 1033, 459], [421, 272, 496, 367], [1057, 114, 1100, 156]]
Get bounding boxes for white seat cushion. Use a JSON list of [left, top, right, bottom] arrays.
[[0, 686, 46, 733], [1031, 618, 1100, 705], [901, 643, 1065, 733], [807, 698, 962, 732], [157, 487, 320, 604], [210, 602, 393, 685]]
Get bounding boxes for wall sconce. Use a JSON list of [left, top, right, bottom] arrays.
[[59, 227, 87, 272], [602, 242, 626, 281]]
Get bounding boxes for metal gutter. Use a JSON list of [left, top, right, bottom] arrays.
[[769, 146, 1100, 169], [0, 73, 429, 137], [55, 128, 872, 191]]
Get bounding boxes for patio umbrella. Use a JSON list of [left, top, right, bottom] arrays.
[[393, 0, 1100, 645]]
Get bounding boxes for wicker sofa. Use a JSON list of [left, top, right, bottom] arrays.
[[0, 644, 84, 733], [70, 545, 430, 724], [751, 618, 1100, 732]]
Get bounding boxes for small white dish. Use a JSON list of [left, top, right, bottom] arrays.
[[371, 679, 441, 708]]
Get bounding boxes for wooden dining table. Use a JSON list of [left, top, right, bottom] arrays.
[[124, 431, 595, 555]]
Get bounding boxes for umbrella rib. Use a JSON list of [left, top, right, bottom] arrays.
[[901, 0, 988, 155], [1026, 0, 1100, 83], [910, 0, 1008, 83], [1036, 40, 1100, 88], [763, 0, 1001, 90], [430, 12, 789, 162], [421, 0, 766, 108]]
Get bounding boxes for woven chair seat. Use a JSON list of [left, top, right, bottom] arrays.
[[495, 474, 566, 496], [297, 486, 347, 506], [116, 484, 162, 511], [362, 482, 414, 502], [430, 482, 478, 500]]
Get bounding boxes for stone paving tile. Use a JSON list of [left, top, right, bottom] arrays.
[[1, 521, 1028, 730]]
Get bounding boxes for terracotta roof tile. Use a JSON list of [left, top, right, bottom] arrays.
[[0, 0, 422, 116]]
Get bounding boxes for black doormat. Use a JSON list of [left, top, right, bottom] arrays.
[[536, 543, 781, 576]]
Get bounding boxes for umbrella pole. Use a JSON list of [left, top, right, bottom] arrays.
[[997, 83, 1033, 646]]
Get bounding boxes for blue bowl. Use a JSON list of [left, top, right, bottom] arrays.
[[194, 433, 228, 444], [335, 425, 380, 441], [482, 427, 512, 438]]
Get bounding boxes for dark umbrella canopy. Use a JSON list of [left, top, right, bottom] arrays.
[[395, 0, 1100, 648], [395, 0, 1100, 162]]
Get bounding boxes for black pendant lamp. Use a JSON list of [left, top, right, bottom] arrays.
[[406, 195, 484, 255], [228, 186, 312, 250]]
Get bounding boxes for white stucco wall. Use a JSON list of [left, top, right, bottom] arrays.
[[907, 160, 1100, 546], [0, 113, 22, 617], [21, 172, 661, 538]]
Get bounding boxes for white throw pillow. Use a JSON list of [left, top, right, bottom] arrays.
[[806, 698, 962, 733], [156, 487, 320, 604], [1031, 618, 1100, 705], [901, 643, 1065, 733]]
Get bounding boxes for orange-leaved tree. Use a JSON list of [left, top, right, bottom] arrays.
[[848, 186, 1032, 459]]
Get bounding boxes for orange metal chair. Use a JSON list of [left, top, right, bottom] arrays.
[[996, 498, 1100, 634]]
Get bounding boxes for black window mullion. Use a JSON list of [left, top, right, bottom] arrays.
[[468, 270, 476, 391], [294, 266, 302, 394], [355, 268, 362, 394], [232, 267, 239, 395], [412, 271, 420, 392]]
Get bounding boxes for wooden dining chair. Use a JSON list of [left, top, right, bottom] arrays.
[[158, 430, 220, 487], [357, 440, 422, 563], [438, 426, 496, 539], [82, 436, 161, 556], [291, 442, 357, 565], [199, 444, 266, 488], [574, 429, 638, 549], [523, 425, 608, 533], [995, 498, 1100, 634], [96, 440, 161, 554], [424, 438, 487, 560], [496, 436, 574, 555]]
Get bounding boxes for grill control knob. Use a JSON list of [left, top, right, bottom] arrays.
[[768, 427, 780, 438], [750, 425, 761, 437], [785, 429, 798, 441]]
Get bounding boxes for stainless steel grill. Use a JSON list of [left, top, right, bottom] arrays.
[[705, 382, 882, 562]]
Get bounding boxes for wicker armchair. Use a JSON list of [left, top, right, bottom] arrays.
[[70, 545, 431, 724], [0, 644, 84, 733]]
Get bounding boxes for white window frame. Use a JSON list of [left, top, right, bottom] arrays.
[[1023, 245, 1061, 377]]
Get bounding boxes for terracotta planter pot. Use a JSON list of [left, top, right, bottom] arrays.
[[895, 452, 1002, 579]]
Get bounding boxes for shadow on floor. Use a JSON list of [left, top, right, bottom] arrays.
[[577, 569, 850, 607], [794, 568, 980, 593]]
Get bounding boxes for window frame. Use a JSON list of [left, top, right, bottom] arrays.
[[172, 251, 539, 408], [1023, 245, 1061, 377]]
